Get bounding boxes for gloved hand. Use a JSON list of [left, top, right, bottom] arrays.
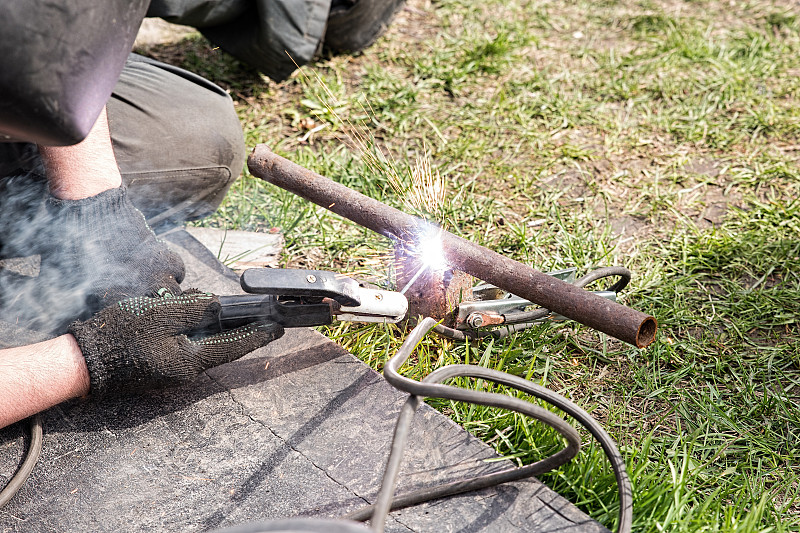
[[0, 182, 184, 333], [38, 186, 185, 312], [68, 290, 284, 397]]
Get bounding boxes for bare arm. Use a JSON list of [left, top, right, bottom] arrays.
[[0, 335, 90, 428], [39, 106, 122, 200], [0, 109, 118, 429], [28, 104, 185, 317]]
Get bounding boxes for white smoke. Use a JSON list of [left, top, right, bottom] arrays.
[[0, 169, 144, 337]]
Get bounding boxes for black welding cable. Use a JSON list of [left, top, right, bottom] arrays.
[[342, 322, 582, 528], [0, 414, 43, 509], [575, 266, 631, 294], [367, 374, 581, 528], [345, 318, 633, 533]]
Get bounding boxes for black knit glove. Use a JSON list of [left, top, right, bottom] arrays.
[[31, 186, 185, 330], [68, 290, 284, 397]]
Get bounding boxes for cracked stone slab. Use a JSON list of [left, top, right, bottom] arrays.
[[0, 229, 607, 532]]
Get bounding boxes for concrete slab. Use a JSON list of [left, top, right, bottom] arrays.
[[134, 18, 197, 51], [0, 229, 607, 532], [184, 226, 283, 271]]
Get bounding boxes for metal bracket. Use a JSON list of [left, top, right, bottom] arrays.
[[456, 268, 618, 329]]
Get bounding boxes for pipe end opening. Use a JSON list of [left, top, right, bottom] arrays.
[[636, 317, 658, 348]]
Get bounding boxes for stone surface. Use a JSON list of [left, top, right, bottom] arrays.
[[185, 226, 284, 271], [0, 229, 607, 532], [134, 18, 196, 50]]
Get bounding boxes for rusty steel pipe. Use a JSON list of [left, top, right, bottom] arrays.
[[248, 145, 657, 348]]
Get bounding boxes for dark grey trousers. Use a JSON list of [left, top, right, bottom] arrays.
[[147, 0, 408, 82], [0, 54, 245, 226]]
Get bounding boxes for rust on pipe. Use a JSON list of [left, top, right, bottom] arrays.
[[248, 145, 657, 348], [393, 242, 474, 325]]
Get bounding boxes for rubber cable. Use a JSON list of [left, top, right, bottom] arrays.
[[0, 414, 43, 509], [343, 317, 633, 533]]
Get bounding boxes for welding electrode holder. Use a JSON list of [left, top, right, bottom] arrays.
[[215, 268, 408, 330], [215, 269, 361, 330]]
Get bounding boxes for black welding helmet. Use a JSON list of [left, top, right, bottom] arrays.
[[0, 1, 149, 146]]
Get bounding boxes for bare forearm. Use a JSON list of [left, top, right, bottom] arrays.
[[0, 335, 90, 428], [39, 106, 122, 200]]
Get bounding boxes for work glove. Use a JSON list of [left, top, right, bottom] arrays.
[[38, 185, 185, 309], [0, 177, 184, 334], [68, 290, 284, 397], [0, 185, 186, 333]]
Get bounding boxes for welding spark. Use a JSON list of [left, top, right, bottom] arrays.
[[414, 226, 447, 271]]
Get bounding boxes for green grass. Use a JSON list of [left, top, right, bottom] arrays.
[[142, 0, 800, 530]]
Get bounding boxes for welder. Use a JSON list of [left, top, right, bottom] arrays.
[[0, 0, 406, 429]]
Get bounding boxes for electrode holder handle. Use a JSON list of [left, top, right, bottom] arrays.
[[217, 293, 333, 330], [241, 269, 361, 307]]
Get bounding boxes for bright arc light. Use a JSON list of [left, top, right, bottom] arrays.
[[417, 231, 447, 271]]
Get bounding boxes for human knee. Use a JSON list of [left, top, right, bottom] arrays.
[[107, 56, 245, 223]]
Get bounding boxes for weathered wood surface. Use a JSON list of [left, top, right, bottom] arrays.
[[0, 229, 607, 532]]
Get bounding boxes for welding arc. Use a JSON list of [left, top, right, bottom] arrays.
[[248, 146, 657, 348], [0, 414, 42, 509], [342, 317, 632, 533]]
